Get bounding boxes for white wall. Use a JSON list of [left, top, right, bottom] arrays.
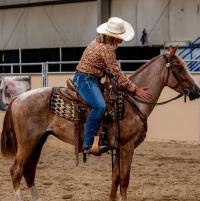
[[136, 0, 170, 46], [0, 0, 200, 48], [110, 0, 138, 46], [0, 1, 97, 49], [0, 0, 56, 6], [111, 0, 200, 46], [169, 0, 200, 42]]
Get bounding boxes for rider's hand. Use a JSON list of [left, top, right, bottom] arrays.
[[134, 87, 152, 100]]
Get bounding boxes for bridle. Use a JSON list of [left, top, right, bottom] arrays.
[[129, 54, 188, 106], [163, 54, 171, 86], [163, 54, 191, 97]]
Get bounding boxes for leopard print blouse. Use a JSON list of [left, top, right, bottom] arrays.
[[76, 40, 136, 92]]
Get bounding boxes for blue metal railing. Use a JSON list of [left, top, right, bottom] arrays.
[[179, 36, 200, 56], [178, 36, 200, 72]]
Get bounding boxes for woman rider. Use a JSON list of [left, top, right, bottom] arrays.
[[73, 17, 152, 153]]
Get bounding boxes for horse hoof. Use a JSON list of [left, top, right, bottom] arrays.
[[119, 198, 127, 201], [14, 189, 24, 201]]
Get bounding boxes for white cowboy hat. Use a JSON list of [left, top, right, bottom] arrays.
[[96, 17, 135, 42]]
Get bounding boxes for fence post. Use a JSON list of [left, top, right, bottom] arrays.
[[11, 64, 13, 74], [59, 47, 62, 72], [118, 60, 121, 69], [19, 48, 22, 73], [42, 62, 48, 87]]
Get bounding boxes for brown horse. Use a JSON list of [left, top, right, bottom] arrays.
[[1, 48, 200, 201]]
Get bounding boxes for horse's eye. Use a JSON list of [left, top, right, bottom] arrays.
[[178, 68, 187, 80]]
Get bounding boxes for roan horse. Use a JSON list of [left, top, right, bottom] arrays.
[[1, 48, 200, 201]]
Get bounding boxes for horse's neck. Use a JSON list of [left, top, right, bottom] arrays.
[[130, 56, 166, 117]]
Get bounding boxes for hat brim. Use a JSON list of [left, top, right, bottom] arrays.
[[96, 20, 135, 42]]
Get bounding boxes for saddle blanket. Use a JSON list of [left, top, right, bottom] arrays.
[[49, 87, 124, 122]]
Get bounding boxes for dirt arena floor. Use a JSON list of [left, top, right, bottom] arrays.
[[1, 137, 200, 201]]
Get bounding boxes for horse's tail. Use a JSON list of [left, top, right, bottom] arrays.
[[1, 98, 17, 157]]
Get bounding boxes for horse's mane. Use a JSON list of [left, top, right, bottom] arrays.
[[175, 55, 187, 68], [129, 55, 162, 79], [136, 55, 162, 74]]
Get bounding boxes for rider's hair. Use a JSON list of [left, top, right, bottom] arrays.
[[96, 34, 120, 49]]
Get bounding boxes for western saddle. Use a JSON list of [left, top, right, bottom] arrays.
[[49, 76, 125, 163]]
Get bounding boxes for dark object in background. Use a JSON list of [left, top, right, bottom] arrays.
[[140, 28, 148, 46]]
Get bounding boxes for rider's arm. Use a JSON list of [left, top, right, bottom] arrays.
[[102, 45, 136, 93]]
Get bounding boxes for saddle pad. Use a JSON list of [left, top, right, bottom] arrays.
[[49, 87, 124, 122], [49, 87, 78, 121]]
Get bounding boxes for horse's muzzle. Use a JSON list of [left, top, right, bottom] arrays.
[[184, 86, 200, 100]]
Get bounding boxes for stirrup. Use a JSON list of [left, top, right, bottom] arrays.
[[83, 136, 109, 156], [90, 136, 108, 155], [82, 138, 108, 162], [83, 147, 108, 157]]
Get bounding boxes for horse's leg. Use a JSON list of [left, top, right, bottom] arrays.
[[119, 143, 135, 201], [110, 155, 120, 201], [10, 146, 33, 201], [10, 159, 23, 201], [110, 139, 135, 201], [23, 134, 48, 201]]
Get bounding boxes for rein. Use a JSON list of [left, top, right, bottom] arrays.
[[129, 92, 183, 106]]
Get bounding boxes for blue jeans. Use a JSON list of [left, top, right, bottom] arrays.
[[73, 72, 106, 148]]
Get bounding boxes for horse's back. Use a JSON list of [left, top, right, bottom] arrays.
[[12, 87, 51, 114], [11, 87, 53, 136], [15, 87, 52, 104]]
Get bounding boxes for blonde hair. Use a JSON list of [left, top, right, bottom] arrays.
[[96, 34, 120, 49]]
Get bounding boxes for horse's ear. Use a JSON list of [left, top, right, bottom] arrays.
[[168, 46, 178, 60], [174, 45, 179, 53]]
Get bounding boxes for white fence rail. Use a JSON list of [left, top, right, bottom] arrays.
[[1, 60, 200, 87]]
